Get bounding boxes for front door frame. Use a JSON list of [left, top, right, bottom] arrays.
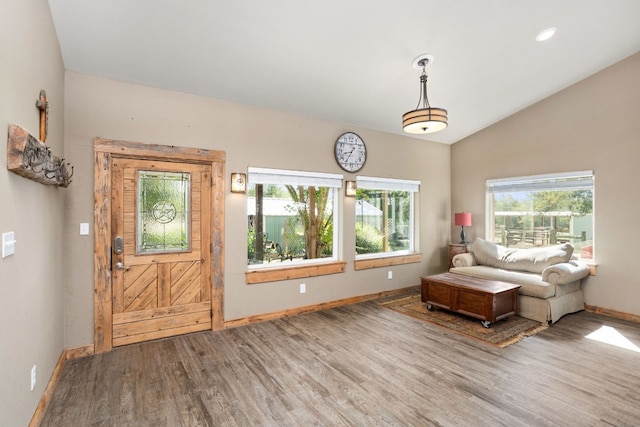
[[94, 139, 225, 353]]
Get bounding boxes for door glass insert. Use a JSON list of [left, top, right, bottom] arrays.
[[137, 171, 190, 253]]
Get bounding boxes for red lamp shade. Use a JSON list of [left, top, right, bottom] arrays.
[[454, 212, 472, 227]]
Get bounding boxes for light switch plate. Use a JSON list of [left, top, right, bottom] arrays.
[[2, 232, 16, 258], [80, 223, 90, 235]]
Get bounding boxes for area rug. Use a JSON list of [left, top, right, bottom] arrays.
[[378, 294, 547, 348]]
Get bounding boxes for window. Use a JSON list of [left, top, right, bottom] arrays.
[[486, 171, 594, 260], [247, 167, 343, 268], [355, 176, 420, 258]]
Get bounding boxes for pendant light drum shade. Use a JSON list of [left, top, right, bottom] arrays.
[[402, 107, 448, 134]]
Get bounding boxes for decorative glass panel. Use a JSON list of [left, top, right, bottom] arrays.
[[137, 171, 190, 253]]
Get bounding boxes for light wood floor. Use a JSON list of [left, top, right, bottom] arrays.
[[41, 292, 640, 426]]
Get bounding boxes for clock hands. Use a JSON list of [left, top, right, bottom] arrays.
[[344, 146, 357, 162]]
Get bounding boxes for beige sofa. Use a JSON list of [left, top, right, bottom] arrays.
[[450, 238, 590, 324]]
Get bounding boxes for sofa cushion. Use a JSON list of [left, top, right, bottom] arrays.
[[469, 238, 573, 274], [450, 266, 556, 299]]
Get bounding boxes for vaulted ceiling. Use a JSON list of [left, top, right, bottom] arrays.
[[48, 0, 640, 144]]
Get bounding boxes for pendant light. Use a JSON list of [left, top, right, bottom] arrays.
[[402, 54, 448, 134]]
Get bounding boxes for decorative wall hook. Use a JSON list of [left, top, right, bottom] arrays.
[[43, 156, 74, 187]]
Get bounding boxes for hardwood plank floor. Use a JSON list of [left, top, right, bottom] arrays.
[[40, 293, 640, 426]]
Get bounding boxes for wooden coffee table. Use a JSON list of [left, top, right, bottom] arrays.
[[420, 273, 520, 328]]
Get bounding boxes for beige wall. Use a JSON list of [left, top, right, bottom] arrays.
[[451, 52, 640, 315], [63, 72, 452, 347], [0, 0, 66, 425]]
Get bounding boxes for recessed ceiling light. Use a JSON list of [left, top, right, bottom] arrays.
[[536, 27, 557, 42]]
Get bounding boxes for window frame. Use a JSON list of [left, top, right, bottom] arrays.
[[245, 167, 344, 280]]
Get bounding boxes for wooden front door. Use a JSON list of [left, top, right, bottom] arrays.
[[94, 140, 225, 353], [111, 158, 212, 346]]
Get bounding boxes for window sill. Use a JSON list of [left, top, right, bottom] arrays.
[[354, 253, 422, 271], [246, 261, 346, 284]]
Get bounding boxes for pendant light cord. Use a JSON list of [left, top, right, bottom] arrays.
[[416, 66, 431, 110]]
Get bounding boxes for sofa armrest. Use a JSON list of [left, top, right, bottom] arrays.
[[542, 261, 590, 285], [452, 253, 477, 268]]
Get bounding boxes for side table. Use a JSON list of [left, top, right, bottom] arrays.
[[448, 243, 467, 268]]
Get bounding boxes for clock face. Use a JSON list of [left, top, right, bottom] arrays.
[[334, 132, 367, 172]]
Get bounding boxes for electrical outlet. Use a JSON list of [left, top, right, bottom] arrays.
[[31, 365, 36, 391], [300, 283, 306, 293], [388, 270, 393, 280]]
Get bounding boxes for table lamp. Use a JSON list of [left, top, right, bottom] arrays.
[[455, 212, 472, 244]]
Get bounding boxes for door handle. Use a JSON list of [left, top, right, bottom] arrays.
[[115, 262, 131, 271]]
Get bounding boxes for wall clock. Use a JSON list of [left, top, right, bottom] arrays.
[[334, 132, 367, 172]]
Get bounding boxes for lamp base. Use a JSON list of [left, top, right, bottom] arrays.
[[459, 227, 466, 244]]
